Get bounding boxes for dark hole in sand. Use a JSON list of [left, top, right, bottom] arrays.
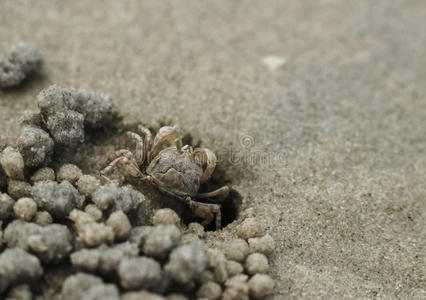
[[196, 164, 242, 231], [203, 188, 241, 231]]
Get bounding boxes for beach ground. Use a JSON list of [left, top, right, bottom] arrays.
[[1, 1, 425, 298]]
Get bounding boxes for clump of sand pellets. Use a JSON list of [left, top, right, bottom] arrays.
[[1, 151, 276, 299], [0, 43, 42, 88], [13, 84, 118, 171], [1, 181, 276, 299], [0, 175, 274, 300], [34, 85, 118, 147]]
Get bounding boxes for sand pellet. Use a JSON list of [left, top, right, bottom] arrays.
[[13, 197, 37, 221]]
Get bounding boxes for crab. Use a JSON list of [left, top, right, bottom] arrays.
[[101, 125, 230, 229]]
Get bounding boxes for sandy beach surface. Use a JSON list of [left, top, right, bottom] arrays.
[[1, 1, 425, 299]]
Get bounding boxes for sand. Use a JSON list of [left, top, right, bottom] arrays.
[[1, 0, 425, 299]]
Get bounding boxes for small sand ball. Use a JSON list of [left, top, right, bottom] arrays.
[[224, 239, 249, 262], [236, 217, 264, 240], [17, 126, 54, 167], [248, 234, 275, 255], [79, 222, 114, 247], [0, 248, 43, 293], [61, 272, 118, 300], [187, 222, 205, 238], [164, 243, 206, 285], [166, 294, 188, 300], [205, 248, 228, 284], [57, 164, 83, 185], [152, 208, 181, 226], [118, 256, 162, 290], [76, 175, 101, 198], [84, 204, 103, 221], [197, 281, 222, 300], [69, 209, 114, 247], [27, 234, 48, 253], [248, 274, 275, 298], [92, 184, 144, 213], [106, 210, 131, 240], [244, 253, 269, 275], [32, 181, 85, 219], [72, 88, 118, 129], [30, 167, 55, 183], [8, 180, 32, 199], [69, 209, 95, 229], [0, 146, 25, 179], [226, 260, 244, 277], [143, 225, 181, 259], [222, 274, 249, 300], [34, 211, 53, 226], [0, 43, 42, 88], [13, 197, 37, 221]]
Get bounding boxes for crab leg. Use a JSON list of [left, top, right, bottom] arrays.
[[150, 126, 182, 160], [101, 150, 143, 180], [186, 197, 222, 229], [126, 132, 145, 166], [106, 149, 139, 167], [137, 125, 153, 165], [194, 148, 217, 184], [197, 186, 230, 203]]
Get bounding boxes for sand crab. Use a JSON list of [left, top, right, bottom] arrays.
[[101, 125, 230, 229]]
